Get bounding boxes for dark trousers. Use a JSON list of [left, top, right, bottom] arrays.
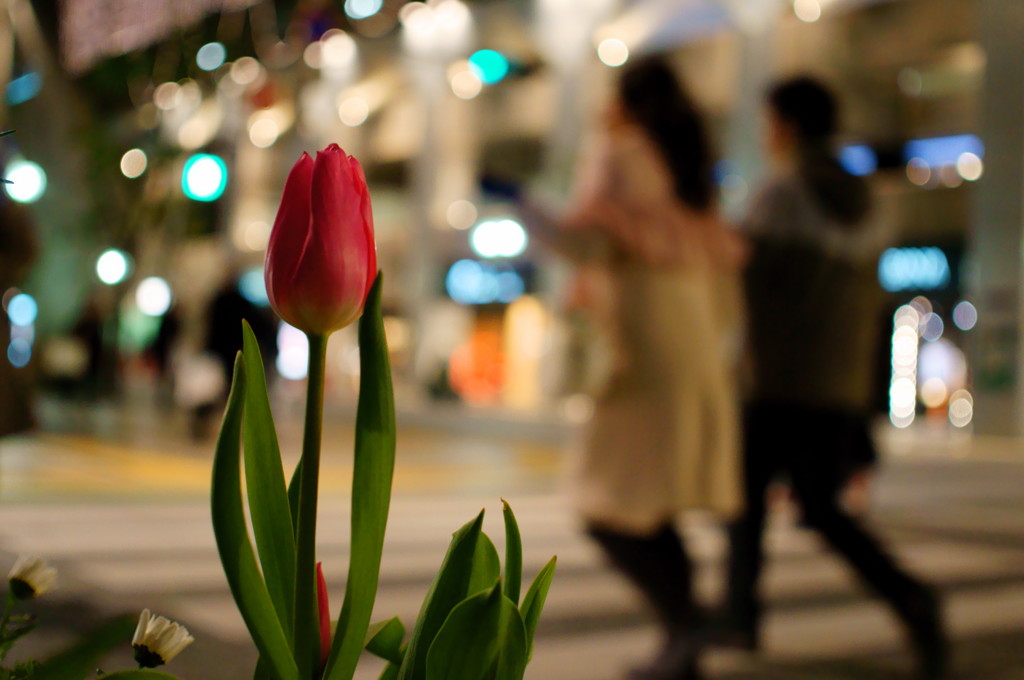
[[726, 402, 929, 632], [588, 524, 698, 633]]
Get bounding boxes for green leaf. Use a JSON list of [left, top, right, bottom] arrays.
[[287, 460, 302, 537], [211, 354, 298, 680], [0, 130, 13, 137], [468, 532, 500, 596], [495, 602, 528, 680], [520, 556, 557, 660], [240, 322, 297, 635], [365, 617, 405, 665], [501, 501, 523, 604], [99, 671, 183, 679], [324, 276, 398, 680], [395, 511, 486, 680], [34, 616, 135, 680], [424, 584, 504, 680], [378, 665, 400, 680]]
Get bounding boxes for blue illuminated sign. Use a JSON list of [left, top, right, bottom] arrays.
[[878, 247, 951, 292], [839, 145, 877, 176], [446, 259, 525, 305], [903, 134, 983, 166]]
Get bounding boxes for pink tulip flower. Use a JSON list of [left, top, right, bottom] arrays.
[[265, 144, 377, 336]]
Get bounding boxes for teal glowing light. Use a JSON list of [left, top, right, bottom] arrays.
[[468, 50, 509, 85], [182, 154, 228, 202]]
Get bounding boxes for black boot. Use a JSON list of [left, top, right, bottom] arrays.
[[587, 524, 704, 680]]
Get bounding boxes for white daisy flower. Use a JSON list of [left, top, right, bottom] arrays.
[[7, 556, 57, 599], [132, 608, 194, 668]]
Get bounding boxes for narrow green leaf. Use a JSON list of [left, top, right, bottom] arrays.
[[324, 275, 398, 680], [0, 130, 14, 137], [501, 500, 523, 604], [378, 665, 400, 680], [365, 617, 405, 665], [425, 584, 504, 680], [99, 672, 183, 679], [240, 322, 297, 636], [35, 616, 135, 680], [395, 511, 486, 680], [467, 531, 500, 596], [211, 354, 298, 680], [495, 602, 528, 680], [287, 459, 302, 536], [520, 556, 557, 660]]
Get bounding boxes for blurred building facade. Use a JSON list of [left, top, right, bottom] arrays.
[[1, 0, 1020, 434]]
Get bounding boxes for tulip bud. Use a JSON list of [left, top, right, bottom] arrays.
[[265, 144, 377, 336], [316, 562, 331, 669]]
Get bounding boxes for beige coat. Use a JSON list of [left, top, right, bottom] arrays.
[[553, 126, 745, 534]]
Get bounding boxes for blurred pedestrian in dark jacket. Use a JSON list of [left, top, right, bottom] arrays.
[[717, 77, 947, 680], [190, 273, 277, 438], [0, 199, 38, 438]]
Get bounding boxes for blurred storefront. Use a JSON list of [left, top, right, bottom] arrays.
[[1, 0, 1019, 432]]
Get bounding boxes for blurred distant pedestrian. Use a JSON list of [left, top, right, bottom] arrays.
[[190, 273, 277, 438], [718, 76, 947, 680], [0, 199, 38, 438], [525, 55, 746, 680]]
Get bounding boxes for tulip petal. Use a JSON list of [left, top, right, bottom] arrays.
[[286, 144, 371, 333], [316, 562, 331, 669], [265, 152, 314, 313], [348, 156, 378, 298]]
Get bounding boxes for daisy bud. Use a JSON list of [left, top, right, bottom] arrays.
[[132, 608, 194, 668], [8, 556, 57, 599]]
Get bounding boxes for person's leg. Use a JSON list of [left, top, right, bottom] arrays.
[[789, 439, 948, 679], [588, 523, 702, 680], [722, 404, 780, 648]]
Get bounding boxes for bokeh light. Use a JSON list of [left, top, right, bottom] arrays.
[[276, 323, 309, 380], [952, 300, 978, 331], [470, 219, 527, 258], [3, 160, 46, 203], [120, 148, 148, 179], [906, 158, 931, 186], [345, 0, 383, 20], [196, 42, 227, 71], [230, 57, 264, 86], [447, 200, 478, 230], [948, 389, 974, 428], [7, 293, 37, 326], [794, 0, 822, 22], [919, 312, 944, 342], [468, 50, 510, 85], [182, 153, 228, 202], [96, 249, 131, 285], [135, 277, 173, 316], [339, 97, 370, 126], [596, 39, 629, 67], [153, 81, 182, 110], [248, 117, 281, 147], [956, 152, 983, 181], [7, 338, 31, 368], [238, 268, 270, 306]]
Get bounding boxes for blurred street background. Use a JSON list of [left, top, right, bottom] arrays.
[[3, 0, 1024, 677], [5, 398, 1024, 679]]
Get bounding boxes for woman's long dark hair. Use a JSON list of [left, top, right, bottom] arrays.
[[618, 55, 714, 212], [768, 76, 871, 226]]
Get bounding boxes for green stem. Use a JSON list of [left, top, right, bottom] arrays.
[[295, 333, 329, 680]]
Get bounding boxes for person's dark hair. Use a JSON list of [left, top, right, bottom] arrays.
[[618, 55, 714, 211], [767, 76, 870, 226], [767, 76, 838, 143]]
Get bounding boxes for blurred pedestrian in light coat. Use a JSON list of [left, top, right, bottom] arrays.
[[0, 199, 38, 439], [717, 76, 948, 680], [524, 55, 746, 680]]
